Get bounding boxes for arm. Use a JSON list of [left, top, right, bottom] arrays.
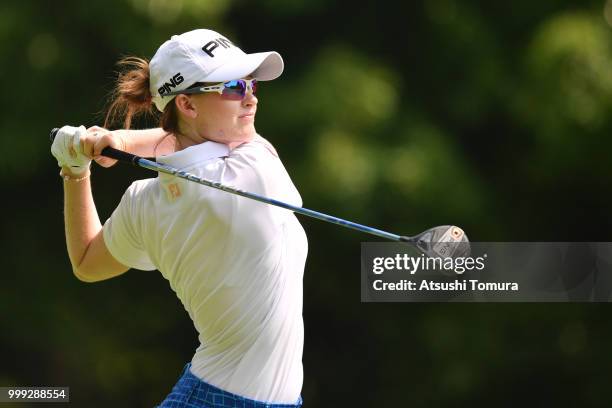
[[52, 126, 129, 282], [111, 127, 169, 157], [62, 167, 129, 282], [85, 126, 249, 167], [84, 126, 170, 168]]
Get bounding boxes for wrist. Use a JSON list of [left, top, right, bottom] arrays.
[[114, 130, 129, 153], [60, 166, 91, 181]]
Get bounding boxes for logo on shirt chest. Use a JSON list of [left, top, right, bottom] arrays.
[[166, 182, 182, 201]]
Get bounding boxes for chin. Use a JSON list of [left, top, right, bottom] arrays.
[[237, 125, 257, 136]]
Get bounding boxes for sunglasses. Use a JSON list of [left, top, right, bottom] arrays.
[[162, 78, 258, 100]]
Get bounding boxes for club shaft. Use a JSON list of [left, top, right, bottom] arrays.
[[137, 157, 403, 241], [50, 127, 407, 242]]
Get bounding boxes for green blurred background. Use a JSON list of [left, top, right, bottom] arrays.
[[2, 0, 612, 406]]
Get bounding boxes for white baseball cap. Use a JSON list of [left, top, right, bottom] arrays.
[[150, 29, 284, 111]]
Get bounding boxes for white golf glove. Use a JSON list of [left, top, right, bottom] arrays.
[[51, 125, 91, 175]]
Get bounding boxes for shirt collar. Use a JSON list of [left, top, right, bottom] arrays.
[[156, 140, 230, 169]]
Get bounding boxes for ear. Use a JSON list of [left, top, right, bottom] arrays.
[[174, 95, 198, 119]]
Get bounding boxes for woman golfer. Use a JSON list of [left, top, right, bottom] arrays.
[[51, 29, 307, 407]]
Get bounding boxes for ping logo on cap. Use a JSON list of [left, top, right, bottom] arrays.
[[158, 72, 184, 96], [202, 37, 234, 57]]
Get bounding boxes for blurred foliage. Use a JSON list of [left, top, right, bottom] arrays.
[[2, 0, 612, 407]]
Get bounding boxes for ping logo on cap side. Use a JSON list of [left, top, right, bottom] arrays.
[[202, 37, 234, 57], [158, 72, 184, 96]]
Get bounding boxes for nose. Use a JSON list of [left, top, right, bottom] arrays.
[[242, 86, 257, 107]]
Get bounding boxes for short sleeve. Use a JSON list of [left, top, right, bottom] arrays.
[[103, 181, 156, 271]]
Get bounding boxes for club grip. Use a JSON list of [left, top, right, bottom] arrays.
[[49, 127, 141, 165]]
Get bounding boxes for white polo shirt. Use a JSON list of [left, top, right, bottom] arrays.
[[103, 135, 308, 404]]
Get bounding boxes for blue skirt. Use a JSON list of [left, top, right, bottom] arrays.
[[157, 363, 303, 408]]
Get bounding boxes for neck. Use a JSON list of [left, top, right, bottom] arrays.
[[174, 122, 209, 152], [175, 133, 201, 151], [174, 120, 257, 152]]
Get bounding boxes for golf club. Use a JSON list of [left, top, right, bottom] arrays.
[[50, 127, 470, 258]]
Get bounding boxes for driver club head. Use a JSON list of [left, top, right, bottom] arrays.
[[412, 225, 471, 258]]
